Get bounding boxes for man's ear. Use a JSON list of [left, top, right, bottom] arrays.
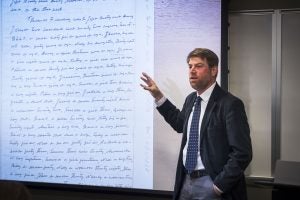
[[211, 66, 218, 77]]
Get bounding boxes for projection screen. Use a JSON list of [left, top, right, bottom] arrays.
[[0, 0, 224, 192]]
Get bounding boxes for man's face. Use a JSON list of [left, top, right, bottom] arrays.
[[188, 56, 218, 94]]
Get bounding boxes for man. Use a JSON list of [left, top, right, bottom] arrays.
[[140, 48, 252, 200]]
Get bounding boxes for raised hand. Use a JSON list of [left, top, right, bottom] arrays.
[[140, 72, 164, 101]]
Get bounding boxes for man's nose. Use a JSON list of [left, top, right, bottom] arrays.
[[190, 65, 196, 72]]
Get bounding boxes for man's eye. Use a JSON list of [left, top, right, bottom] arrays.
[[196, 64, 204, 68]]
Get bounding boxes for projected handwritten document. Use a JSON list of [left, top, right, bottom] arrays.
[[1, 0, 154, 189]]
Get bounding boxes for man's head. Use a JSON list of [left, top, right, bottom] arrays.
[[186, 48, 219, 68], [186, 48, 219, 94]]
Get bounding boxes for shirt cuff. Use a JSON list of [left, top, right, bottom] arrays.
[[213, 184, 223, 194], [155, 96, 167, 107]]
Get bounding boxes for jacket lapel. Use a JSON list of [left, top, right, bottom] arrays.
[[200, 84, 223, 141], [200, 100, 216, 141]]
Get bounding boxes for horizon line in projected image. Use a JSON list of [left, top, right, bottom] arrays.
[[0, 0, 223, 192]]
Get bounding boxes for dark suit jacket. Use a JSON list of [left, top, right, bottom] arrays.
[[157, 84, 252, 200]]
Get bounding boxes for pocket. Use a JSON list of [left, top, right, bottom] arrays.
[[192, 176, 221, 199]]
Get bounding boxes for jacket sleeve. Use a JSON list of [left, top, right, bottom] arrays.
[[156, 96, 192, 133]]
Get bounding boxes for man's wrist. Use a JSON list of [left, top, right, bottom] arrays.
[[155, 96, 167, 107]]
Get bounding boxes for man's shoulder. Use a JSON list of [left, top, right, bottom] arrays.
[[213, 85, 244, 106], [186, 91, 197, 99], [184, 92, 197, 104]]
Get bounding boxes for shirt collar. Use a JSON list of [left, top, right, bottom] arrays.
[[197, 82, 216, 103]]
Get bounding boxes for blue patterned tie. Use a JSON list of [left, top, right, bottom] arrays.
[[185, 96, 201, 173]]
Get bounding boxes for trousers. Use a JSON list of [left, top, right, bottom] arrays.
[[178, 175, 221, 200]]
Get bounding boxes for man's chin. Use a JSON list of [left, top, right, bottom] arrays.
[[189, 83, 199, 90]]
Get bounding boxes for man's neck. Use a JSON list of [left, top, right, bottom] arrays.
[[197, 81, 216, 96]]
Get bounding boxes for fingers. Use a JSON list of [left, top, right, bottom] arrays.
[[140, 72, 163, 101], [141, 72, 150, 79], [140, 72, 153, 85], [140, 76, 148, 84], [140, 72, 155, 92], [140, 83, 150, 90]]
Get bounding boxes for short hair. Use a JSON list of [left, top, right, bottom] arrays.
[[186, 48, 219, 67]]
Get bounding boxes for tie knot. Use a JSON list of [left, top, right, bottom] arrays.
[[195, 96, 202, 105]]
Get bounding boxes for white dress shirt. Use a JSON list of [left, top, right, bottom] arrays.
[[155, 82, 216, 170], [183, 82, 216, 170]]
